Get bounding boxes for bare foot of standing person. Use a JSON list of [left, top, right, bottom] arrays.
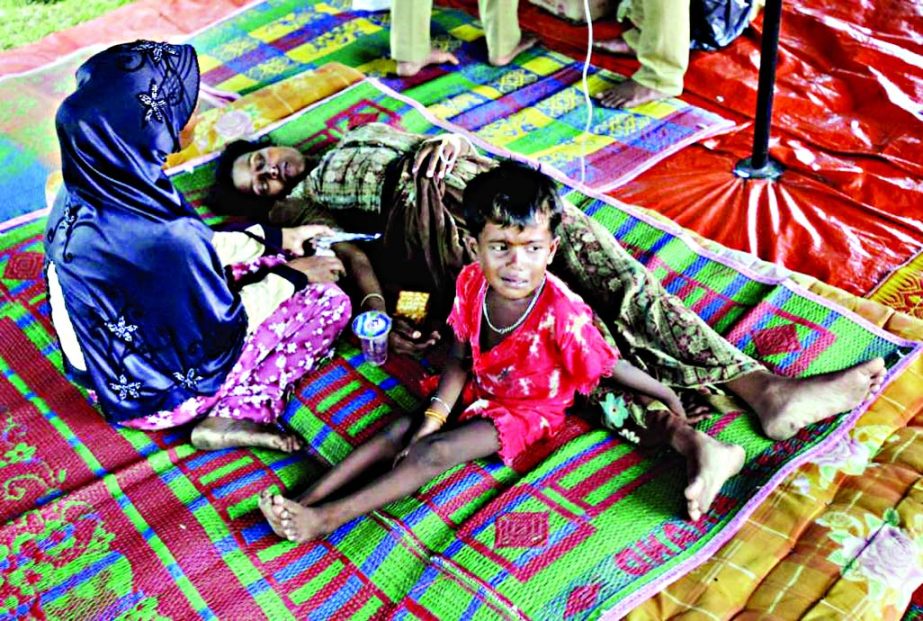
[[592, 36, 635, 56], [596, 79, 670, 109], [489, 35, 539, 66], [396, 50, 460, 77], [190, 417, 303, 452]]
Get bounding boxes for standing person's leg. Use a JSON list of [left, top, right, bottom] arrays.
[[478, 0, 537, 66], [597, 0, 690, 108], [191, 283, 351, 451], [391, 0, 459, 77], [271, 419, 501, 543]]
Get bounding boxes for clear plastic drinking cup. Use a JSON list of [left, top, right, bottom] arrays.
[[351, 311, 392, 366]]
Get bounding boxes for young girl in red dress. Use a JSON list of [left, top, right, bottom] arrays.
[[261, 161, 745, 542]]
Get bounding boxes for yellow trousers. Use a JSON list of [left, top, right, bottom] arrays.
[[391, 0, 522, 64]]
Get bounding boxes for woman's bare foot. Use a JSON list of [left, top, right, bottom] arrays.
[[259, 490, 287, 538], [593, 37, 635, 56], [596, 79, 670, 109], [684, 434, 745, 521], [396, 50, 459, 77], [273, 495, 332, 543], [741, 358, 886, 441], [489, 35, 538, 66], [190, 417, 303, 452]]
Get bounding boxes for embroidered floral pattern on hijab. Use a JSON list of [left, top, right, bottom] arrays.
[[43, 41, 247, 422]]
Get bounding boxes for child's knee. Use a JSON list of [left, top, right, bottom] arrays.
[[383, 415, 414, 447], [406, 434, 455, 471]]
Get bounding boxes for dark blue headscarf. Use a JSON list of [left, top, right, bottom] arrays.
[[44, 41, 247, 423]]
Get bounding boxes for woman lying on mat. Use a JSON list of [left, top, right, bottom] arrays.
[[44, 41, 352, 452], [210, 122, 885, 450], [262, 162, 748, 539]]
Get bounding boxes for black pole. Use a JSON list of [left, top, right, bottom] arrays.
[[734, 0, 784, 180]]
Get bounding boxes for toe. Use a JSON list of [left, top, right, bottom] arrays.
[[684, 478, 704, 501], [281, 497, 303, 515]]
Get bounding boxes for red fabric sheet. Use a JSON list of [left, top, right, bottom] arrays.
[[442, 0, 923, 295]]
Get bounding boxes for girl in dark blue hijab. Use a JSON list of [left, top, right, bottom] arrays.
[[44, 41, 352, 450]]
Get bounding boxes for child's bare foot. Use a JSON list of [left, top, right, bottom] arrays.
[[273, 495, 332, 543], [596, 79, 670, 109], [259, 490, 287, 538], [396, 50, 459, 77], [592, 37, 635, 56], [489, 35, 538, 66], [684, 434, 745, 521], [751, 358, 886, 441], [190, 417, 303, 452]]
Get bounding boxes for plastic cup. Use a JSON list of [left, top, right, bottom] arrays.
[[351, 311, 392, 366]]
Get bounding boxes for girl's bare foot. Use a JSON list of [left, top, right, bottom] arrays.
[[596, 79, 670, 109], [396, 50, 460, 77], [489, 35, 538, 66], [684, 434, 745, 521], [259, 490, 287, 538], [749, 358, 886, 441], [593, 37, 635, 56], [273, 495, 332, 543], [190, 417, 303, 452]]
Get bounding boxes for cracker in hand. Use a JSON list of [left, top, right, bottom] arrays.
[[395, 291, 430, 324]]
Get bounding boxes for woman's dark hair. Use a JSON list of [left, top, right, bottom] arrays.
[[206, 138, 277, 220], [462, 160, 563, 238]]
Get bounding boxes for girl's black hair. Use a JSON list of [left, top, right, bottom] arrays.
[[206, 138, 277, 221], [462, 160, 563, 238]]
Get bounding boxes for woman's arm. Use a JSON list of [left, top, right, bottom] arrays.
[[412, 134, 476, 179], [333, 241, 441, 355], [332, 241, 385, 312]]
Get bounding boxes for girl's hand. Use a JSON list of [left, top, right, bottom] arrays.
[[282, 225, 336, 255], [412, 134, 472, 179], [679, 387, 716, 423], [393, 417, 443, 467], [662, 393, 688, 419], [663, 389, 713, 423]]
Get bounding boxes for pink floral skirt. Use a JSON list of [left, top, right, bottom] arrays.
[[121, 282, 350, 430]]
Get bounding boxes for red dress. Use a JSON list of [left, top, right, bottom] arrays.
[[447, 263, 619, 465]]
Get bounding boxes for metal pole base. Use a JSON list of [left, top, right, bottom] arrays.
[[733, 157, 784, 180]]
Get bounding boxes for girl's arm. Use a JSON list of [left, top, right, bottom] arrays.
[[609, 360, 685, 416], [414, 336, 470, 439]]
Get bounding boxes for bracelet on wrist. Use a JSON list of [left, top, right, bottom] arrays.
[[423, 408, 447, 425], [360, 292, 386, 309], [429, 396, 451, 414]]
